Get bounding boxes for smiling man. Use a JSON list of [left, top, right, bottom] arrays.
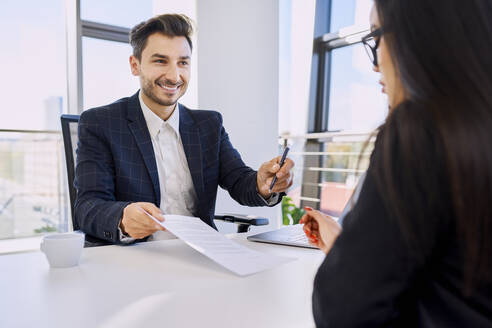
[[74, 14, 294, 245]]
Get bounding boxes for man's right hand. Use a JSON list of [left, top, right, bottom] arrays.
[[120, 202, 166, 239]]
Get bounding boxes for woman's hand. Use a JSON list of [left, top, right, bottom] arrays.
[[300, 206, 342, 254]]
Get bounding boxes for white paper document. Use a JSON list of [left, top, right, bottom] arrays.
[[147, 214, 294, 276]]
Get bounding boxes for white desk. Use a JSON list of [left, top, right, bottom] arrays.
[[0, 233, 324, 328]]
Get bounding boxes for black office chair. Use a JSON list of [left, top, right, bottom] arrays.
[[60, 114, 268, 245]]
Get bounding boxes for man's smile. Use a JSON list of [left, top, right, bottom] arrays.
[[156, 81, 182, 94]]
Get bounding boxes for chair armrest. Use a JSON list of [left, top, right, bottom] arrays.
[[214, 213, 269, 226]]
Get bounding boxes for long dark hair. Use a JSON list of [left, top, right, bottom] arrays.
[[373, 0, 492, 293]]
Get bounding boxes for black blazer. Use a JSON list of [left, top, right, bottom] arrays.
[[74, 92, 276, 244], [312, 107, 492, 327]]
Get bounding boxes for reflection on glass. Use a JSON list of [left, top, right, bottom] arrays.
[[330, 0, 372, 32], [327, 44, 387, 132], [82, 37, 140, 110], [81, 0, 152, 28], [0, 0, 66, 130]]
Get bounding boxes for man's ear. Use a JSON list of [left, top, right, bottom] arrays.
[[129, 55, 140, 76]]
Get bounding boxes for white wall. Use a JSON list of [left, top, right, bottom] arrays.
[[282, 0, 316, 136], [196, 0, 281, 233], [278, 0, 316, 136]]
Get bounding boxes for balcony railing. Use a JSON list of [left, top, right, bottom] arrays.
[[0, 127, 376, 240], [0, 129, 69, 241], [279, 131, 375, 222]]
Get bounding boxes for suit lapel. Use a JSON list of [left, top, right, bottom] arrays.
[[179, 105, 205, 201], [126, 92, 161, 204]]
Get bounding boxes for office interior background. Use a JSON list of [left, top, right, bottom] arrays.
[[0, 0, 386, 252]]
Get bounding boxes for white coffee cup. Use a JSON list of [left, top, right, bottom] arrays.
[[40, 231, 85, 268]]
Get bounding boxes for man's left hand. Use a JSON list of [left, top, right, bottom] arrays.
[[257, 156, 295, 198]]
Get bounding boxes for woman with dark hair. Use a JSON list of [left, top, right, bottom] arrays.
[[301, 0, 492, 326]]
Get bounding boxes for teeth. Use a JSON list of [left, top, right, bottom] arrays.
[[158, 82, 180, 91]]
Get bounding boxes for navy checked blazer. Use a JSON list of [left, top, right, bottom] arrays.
[[74, 91, 276, 244]]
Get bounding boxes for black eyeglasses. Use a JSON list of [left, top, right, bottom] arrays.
[[361, 28, 383, 67]]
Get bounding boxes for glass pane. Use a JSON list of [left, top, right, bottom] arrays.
[[319, 136, 372, 216], [280, 138, 307, 225], [0, 131, 68, 239], [81, 0, 152, 28], [82, 37, 140, 110], [0, 0, 66, 131], [330, 0, 372, 32], [327, 44, 387, 131]]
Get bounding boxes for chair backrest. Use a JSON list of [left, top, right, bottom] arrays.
[[60, 114, 80, 230]]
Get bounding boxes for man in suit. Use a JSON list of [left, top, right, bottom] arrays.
[[74, 14, 294, 244]]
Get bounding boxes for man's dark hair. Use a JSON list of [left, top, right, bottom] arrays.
[[129, 14, 193, 61]]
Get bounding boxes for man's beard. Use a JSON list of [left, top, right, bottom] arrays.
[[141, 77, 180, 107]]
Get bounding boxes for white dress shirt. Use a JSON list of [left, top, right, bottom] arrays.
[[120, 93, 198, 242], [140, 93, 197, 216]]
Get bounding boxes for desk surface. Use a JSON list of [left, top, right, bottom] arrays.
[[0, 233, 324, 328]]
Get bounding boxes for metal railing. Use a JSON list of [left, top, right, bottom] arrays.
[[0, 129, 69, 240], [279, 131, 375, 219], [0, 127, 376, 237]]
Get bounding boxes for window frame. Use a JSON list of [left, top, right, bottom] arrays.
[[300, 0, 371, 211], [66, 0, 131, 114], [307, 0, 370, 133]]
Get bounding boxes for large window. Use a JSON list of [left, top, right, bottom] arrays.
[[328, 45, 386, 131], [0, 0, 152, 245], [328, 0, 386, 131], [293, 0, 386, 215], [0, 1, 68, 242], [0, 0, 67, 131], [79, 0, 151, 110], [309, 0, 387, 133]]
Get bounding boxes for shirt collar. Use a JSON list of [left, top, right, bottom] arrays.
[[139, 90, 180, 137]]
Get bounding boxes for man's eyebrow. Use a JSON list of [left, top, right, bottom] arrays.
[[150, 54, 190, 60], [151, 53, 169, 59]]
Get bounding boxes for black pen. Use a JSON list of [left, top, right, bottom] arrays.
[[269, 147, 290, 192]]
